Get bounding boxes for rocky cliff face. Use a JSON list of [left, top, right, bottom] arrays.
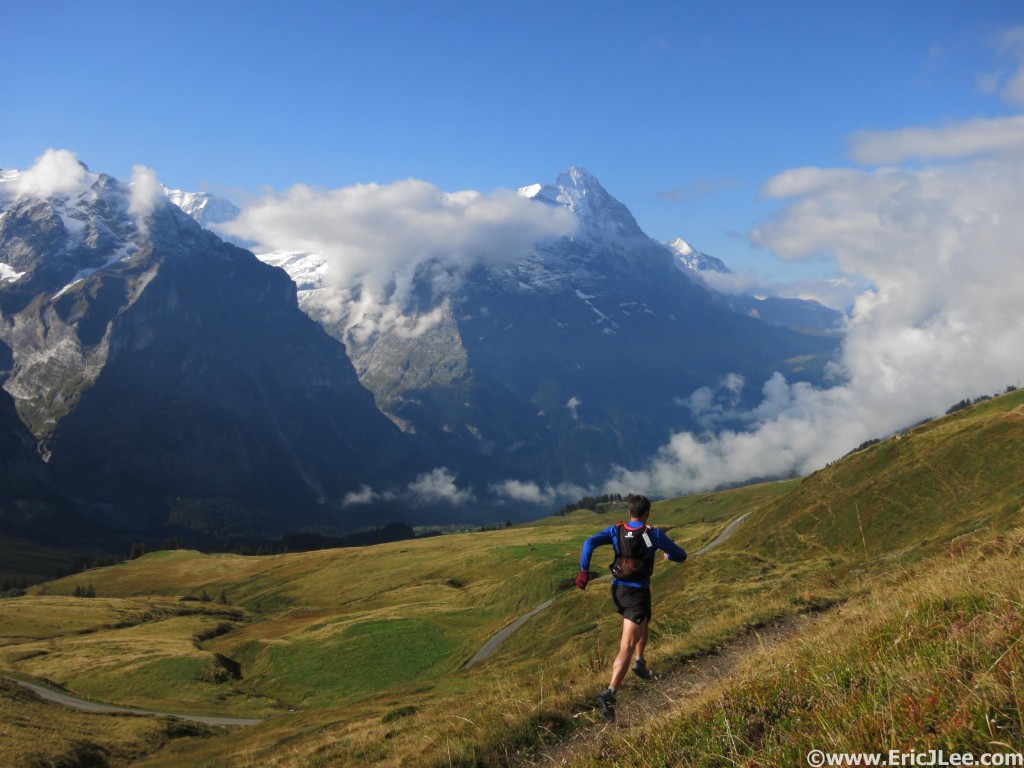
[[0, 162, 422, 538], [0, 335, 94, 543]]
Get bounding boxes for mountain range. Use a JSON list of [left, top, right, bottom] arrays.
[[236, 168, 841, 496], [1, 160, 842, 543]]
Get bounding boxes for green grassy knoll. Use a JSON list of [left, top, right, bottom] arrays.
[[1, 390, 1022, 766]]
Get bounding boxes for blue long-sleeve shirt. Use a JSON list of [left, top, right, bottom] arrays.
[[579, 520, 687, 588]]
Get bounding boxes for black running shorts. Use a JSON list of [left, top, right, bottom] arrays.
[[611, 584, 651, 624]]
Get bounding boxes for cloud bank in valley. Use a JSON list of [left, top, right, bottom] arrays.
[[343, 467, 476, 509], [696, 269, 869, 313], [221, 179, 576, 342], [605, 113, 1024, 498]]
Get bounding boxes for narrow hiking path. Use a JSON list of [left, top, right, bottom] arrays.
[[690, 511, 751, 557], [8, 678, 264, 727], [464, 512, 752, 669], [521, 612, 817, 767]]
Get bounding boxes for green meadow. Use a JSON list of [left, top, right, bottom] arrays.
[[1, 389, 1023, 766]]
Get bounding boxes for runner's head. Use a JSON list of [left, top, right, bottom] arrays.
[[628, 495, 651, 521]]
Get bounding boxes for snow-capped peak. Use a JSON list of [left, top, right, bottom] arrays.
[[555, 166, 602, 190], [517, 183, 543, 199], [517, 166, 643, 239], [522, 166, 607, 213], [665, 237, 731, 274], [163, 187, 240, 228], [666, 237, 695, 256]]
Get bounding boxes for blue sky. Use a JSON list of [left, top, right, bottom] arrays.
[[3, 0, 1023, 284], [5, 0, 1024, 496]]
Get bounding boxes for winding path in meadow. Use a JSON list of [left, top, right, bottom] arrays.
[[463, 512, 752, 669], [9, 678, 264, 727]]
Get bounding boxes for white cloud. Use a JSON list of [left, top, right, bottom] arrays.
[[348, 470, 478, 508], [489, 479, 589, 505], [721, 372, 744, 396], [848, 115, 1024, 165], [341, 484, 379, 508], [684, 372, 749, 430], [221, 179, 576, 343], [129, 165, 163, 227], [980, 26, 1024, 106], [565, 395, 582, 420], [8, 149, 95, 199], [611, 114, 1024, 498], [407, 467, 474, 506]]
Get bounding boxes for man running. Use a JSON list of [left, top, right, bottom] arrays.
[[574, 495, 687, 722]]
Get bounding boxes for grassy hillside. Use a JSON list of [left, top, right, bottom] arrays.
[[558, 524, 1024, 766], [0, 389, 1021, 767], [737, 391, 1024, 562]]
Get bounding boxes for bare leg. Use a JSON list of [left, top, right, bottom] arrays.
[[609, 618, 649, 691], [634, 620, 649, 661]]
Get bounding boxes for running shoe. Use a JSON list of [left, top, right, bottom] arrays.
[[598, 688, 616, 722], [632, 658, 651, 680]]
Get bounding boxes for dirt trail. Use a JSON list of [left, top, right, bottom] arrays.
[[523, 613, 814, 767], [8, 678, 264, 727], [690, 512, 751, 557]]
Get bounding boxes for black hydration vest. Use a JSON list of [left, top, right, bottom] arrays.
[[610, 522, 655, 581]]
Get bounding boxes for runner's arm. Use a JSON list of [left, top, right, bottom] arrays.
[[652, 528, 687, 562], [579, 528, 615, 572]]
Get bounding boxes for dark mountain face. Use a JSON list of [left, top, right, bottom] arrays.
[[320, 170, 841, 492], [0, 171, 423, 540], [371, 240, 838, 489]]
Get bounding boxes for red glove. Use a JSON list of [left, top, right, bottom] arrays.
[[574, 570, 590, 590]]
